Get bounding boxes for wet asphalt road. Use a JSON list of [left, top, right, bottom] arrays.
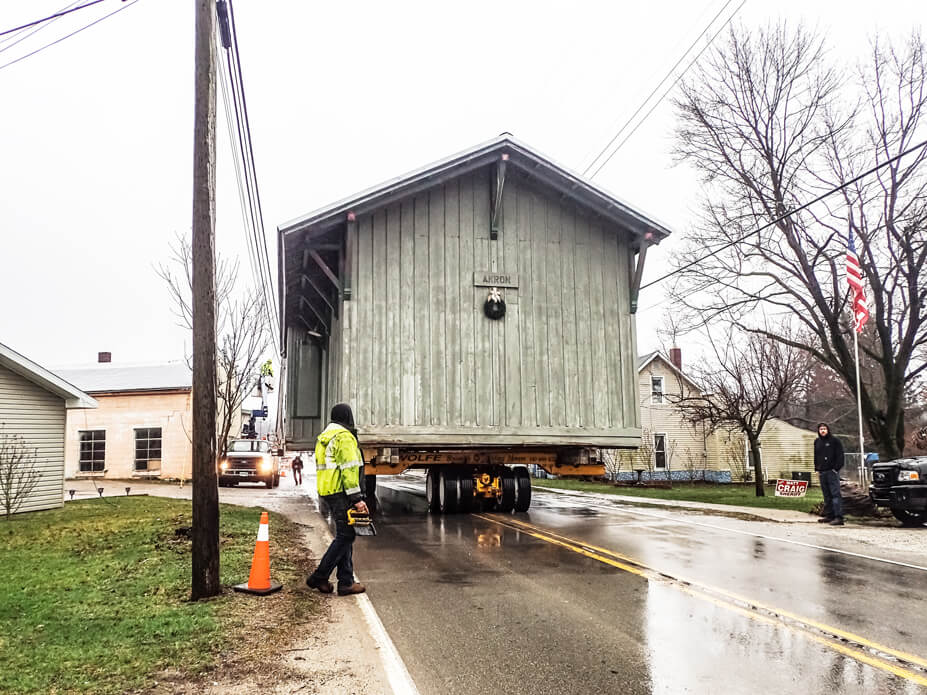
[[350, 476, 927, 695]]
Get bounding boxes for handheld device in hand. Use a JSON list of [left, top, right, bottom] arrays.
[[347, 508, 377, 536]]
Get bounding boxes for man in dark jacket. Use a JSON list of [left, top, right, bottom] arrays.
[[814, 423, 846, 526], [291, 455, 304, 486]]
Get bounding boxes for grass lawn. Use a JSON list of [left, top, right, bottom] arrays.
[[532, 478, 824, 513], [0, 496, 315, 695]]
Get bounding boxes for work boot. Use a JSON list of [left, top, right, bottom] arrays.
[[817, 517, 834, 523], [338, 582, 366, 596], [306, 576, 334, 593], [829, 517, 845, 526]]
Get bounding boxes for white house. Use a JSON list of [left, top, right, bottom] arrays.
[[0, 341, 96, 514]]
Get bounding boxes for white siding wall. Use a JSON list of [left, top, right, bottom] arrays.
[[0, 365, 66, 514], [637, 357, 710, 472]]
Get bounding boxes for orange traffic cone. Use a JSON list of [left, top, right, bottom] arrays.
[[233, 511, 282, 595]]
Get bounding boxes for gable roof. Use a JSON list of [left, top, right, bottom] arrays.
[[637, 351, 702, 392], [278, 134, 674, 243], [0, 342, 97, 409], [55, 363, 192, 395]]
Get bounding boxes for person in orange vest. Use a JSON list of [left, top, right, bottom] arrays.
[[306, 403, 368, 596]]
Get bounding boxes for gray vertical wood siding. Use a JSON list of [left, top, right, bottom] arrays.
[[0, 365, 66, 514], [324, 168, 640, 441]]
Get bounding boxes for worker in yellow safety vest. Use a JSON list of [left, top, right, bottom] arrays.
[[306, 403, 368, 596]]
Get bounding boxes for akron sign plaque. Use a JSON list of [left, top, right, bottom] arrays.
[[473, 272, 518, 289]]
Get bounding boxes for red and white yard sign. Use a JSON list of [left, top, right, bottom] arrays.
[[775, 479, 809, 497]]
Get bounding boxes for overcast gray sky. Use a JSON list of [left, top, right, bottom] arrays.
[[0, 0, 920, 369]]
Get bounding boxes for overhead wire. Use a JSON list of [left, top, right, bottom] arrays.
[[584, 0, 747, 180], [0, 0, 81, 51], [0, 0, 140, 72], [216, 0, 279, 352], [0, 0, 108, 38], [227, 0, 278, 331], [218, 50, 267, 326], [639, 137, 927, 292]]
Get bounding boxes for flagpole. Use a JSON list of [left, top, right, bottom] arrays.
[[853, 324, 866, 482]]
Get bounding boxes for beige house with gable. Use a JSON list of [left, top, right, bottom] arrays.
[[58, 357, 193, 481], [626, 351, 817, 483]]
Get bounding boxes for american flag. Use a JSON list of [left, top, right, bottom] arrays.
[[846, 230, 869, 333]]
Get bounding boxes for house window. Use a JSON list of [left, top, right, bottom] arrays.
[[134, 428, 162, 471], [651, 376, 665, 404], [654, 433, 667, 469], [79, 430, 106, 472]]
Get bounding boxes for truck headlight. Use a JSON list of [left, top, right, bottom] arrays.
[[219, 461, 228, 471], [898, 470, 920, 482], [259, 458, 272, 473]]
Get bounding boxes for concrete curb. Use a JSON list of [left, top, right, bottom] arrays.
[[534, 485, 818, 523]]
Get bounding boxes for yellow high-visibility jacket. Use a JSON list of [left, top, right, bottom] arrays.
[[314, 423, 364, 502]]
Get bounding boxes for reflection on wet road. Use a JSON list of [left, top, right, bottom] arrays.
[[352, 478, 927, 695]]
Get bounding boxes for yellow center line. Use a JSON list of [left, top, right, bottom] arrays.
[[473, 513, 927, 687], [493, 514, 927, 671]]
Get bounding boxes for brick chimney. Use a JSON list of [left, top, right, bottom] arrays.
[[669, 347, 682, 371], [98, 352, 112, 364]]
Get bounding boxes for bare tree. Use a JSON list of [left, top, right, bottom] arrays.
[[157, 233, 270, 459], [602, 449, 623, 481], [670, 24, 927, 459], [619, 428, 658, 482], [0, 426, 41, 520], [670, 330, 810, 496]]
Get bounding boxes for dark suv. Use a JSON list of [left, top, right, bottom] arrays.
[[218, 439, 280, 489], [869, 457, 927, 525]]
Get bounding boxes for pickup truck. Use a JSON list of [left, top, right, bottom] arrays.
[[868, 456, 927, 525], [218, 439, 280, 488]]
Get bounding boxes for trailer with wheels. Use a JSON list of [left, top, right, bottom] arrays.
[[277, 136, 672, 512]]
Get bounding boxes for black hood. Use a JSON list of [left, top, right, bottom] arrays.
[[331, 403, 355, 430], [817, 422, 832, 438]]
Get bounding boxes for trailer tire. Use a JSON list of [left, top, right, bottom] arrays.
[[457, 473, 474, 513], [426, 469, 441, 513], [497, 468, 516, 513], [439, 470, 458, 513], [513, 466, 531, 512], [365, 474, 377, 496]]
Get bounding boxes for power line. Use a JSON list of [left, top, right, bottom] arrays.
[[216, 0, 279, 352], [0, 0, 140, 72], [227, 0, 278, 330], [0, 0, 108, 38], [640, 137, 927, 292], [0, 0, 81, 50], [584, 0, 746, 179]]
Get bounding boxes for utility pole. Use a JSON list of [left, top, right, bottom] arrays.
[[191, 0, 220, 600]]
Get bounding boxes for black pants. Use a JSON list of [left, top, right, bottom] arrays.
[[310, 494, 355, 587], [292, 467, 302, 485], [819, 469, 843, 519]]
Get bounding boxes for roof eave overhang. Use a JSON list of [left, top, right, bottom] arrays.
[[0, 343, 98, 409], [278, 136, 674, 245]]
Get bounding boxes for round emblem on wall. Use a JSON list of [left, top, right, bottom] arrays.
[[484, 287, 506, 320]]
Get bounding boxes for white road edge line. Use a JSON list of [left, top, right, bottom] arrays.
[[356, 592, 422, 695], [315, 501, 421, 695], [380, 480, 927, 573]]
